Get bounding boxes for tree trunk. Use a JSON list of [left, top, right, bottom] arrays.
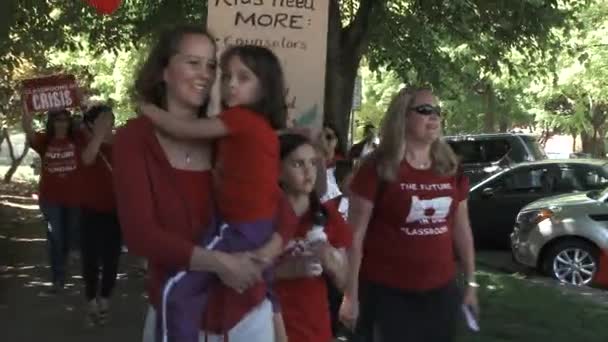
[[498, 116, 509, 132], [324, 0, 381, 152], [2, 128, 30, 183], [483, 83, 496, 133], [571, 133, 577, 152], [581, 131, 593, 154], [0, 129, 5, 152]]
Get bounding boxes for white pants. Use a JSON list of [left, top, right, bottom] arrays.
[[142, 299, 275, 342]]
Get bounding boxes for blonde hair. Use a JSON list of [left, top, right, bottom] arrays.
[[371, 86, 458, 181]]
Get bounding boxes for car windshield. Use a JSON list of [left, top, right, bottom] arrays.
[[521, 135, 547, 160]]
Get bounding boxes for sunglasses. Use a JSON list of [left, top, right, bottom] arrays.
[[325, 133, 337, 141], [409, 104, 441, 117]]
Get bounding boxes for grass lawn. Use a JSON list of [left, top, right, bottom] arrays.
[[457, 269, 608, 341]]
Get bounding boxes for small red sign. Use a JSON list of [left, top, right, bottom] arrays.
[[22, 75, 80, 113]]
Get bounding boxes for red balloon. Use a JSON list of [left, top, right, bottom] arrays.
[[85, 0, 123, 15]]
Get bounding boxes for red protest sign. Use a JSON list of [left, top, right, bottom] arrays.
[[22, 75, 80, 113]]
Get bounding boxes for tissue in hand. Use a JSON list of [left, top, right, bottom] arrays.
[[306, 224, 327, 244]]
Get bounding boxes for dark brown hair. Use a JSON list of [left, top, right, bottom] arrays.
[[134, 25, 216, 118], [220, 45, 287, 130], [45, 109, 74, 140]]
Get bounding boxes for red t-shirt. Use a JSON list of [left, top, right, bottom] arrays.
[[112, 116, 215, 311], [30, 132, 83, 206], [216, 107, 280, 222], [275, 203, 352, 342], [350, 160, 468, 291], [148, 168, 213, 310], [79, 143, 116, 212]]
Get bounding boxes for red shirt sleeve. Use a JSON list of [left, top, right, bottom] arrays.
[[325, 203, 353, 249], [276, 192, 298, 243], [112, 123, 196, 269], [349, 160, 379, 202], [219, 107, 255, 136]]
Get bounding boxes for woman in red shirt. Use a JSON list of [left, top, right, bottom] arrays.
[[340, 87, 479, 341], [22, 108, 83, 293], [114, 25, 289, 342], [79, 104, 122, 326], [274, 133, 352, 342]]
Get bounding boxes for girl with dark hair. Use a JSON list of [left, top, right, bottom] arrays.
[[139, 44, 292, 342], [79, 104, 121, 326], [273, 133, 352, 342], [22, 107, 82, 293]]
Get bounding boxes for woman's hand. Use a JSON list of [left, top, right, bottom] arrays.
[[310, 242, 334, 268], [339, 294, 359, 331], [93, 112, 113, 137], [215, 252, 264, 293], [463, 285, 480, 319]]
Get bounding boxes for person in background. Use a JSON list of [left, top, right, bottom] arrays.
[[319, 123, 346, 203], [22, 107, 83, 293], [348, 123, 378, 162], [274, 133, 352, 342], [331, 159, 355, 220], [340, 87, 478, 341], [79, 104, 122, 327]]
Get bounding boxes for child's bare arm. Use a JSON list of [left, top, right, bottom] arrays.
[[252, 233, 284, 265], [139, 103, 227, 140], [273, 313, 289, 342]]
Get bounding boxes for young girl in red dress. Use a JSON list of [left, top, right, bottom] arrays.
[[274, 133, 352, 342]]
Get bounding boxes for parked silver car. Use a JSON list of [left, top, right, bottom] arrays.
[[511, 188, 608, 286]]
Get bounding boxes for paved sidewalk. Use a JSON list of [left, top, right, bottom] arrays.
[[0, 193, 148, 342]]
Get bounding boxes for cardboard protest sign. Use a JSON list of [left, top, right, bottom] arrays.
[[22, 75, 80, 113], [207, 0, 329, 131]]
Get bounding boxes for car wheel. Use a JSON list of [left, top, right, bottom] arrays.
[[542, 239, 599, 286]]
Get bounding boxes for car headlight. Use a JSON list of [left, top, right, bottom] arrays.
[[517, 208, 555, 226]]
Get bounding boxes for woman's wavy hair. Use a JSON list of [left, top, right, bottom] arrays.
[[134, 25, 216, 118], [371, 86, 458, 181]]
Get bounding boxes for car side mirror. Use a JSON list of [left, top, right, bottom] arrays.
[[482, 187, 495, 198]]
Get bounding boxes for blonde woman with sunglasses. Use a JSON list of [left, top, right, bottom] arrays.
[[340, 87, 479, 341]]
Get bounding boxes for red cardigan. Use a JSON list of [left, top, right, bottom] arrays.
[[113, 116, 297, 331]]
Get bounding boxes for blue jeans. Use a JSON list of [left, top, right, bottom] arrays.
[[39, 201, 81, 286]]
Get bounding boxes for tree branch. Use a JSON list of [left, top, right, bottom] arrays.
[[341, 0, 382, 60], [2, 127, 15, 160]]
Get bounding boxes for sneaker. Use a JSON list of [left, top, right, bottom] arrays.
[[97, 297, 109, 326], [86, 299, 99, 327]]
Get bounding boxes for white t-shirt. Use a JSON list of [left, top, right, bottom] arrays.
[[321, 167, 342, 203]]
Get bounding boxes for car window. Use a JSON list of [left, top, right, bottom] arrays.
[[520, 135, 547, 160], [448, 139, 511, 164], [572, 164, 608, 189], [556, 166, 584, 191], [493, 167, 551, 194]]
